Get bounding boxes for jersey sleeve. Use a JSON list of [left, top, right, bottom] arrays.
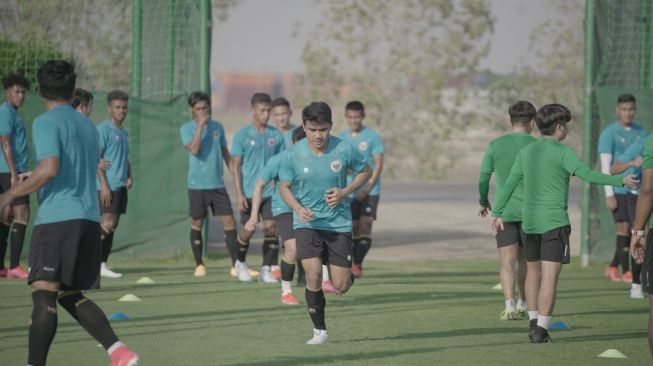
[[33, 118, 61, 160], [258, 156, 278, 183], [478, 145, 493, 205], [371, 133, 384, 155], [492, 150, 523, 217], [230, 130, 244, 157], [219, 124, 228, 148], [279, 153, 295, 183], [563, 146, 623, 186], [616, 139, 645, 163], [97, 124, 108, 154], [597, 127, 614, 154], [276, 133, 286, 153], [0, 108, 13, 136], [348, 144, 368, 174], [180, 124, 194, 146]]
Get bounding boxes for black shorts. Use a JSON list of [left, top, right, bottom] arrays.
[[28, 219, 102, 291], [524, 226, 571, 264], [496, 222, 524, 248], [274, 213, 295, 243], [240, 197, 273, 224], [99, 187, 128, 215], [295, 228, 352, 268], [188, 188, 233, 219], [612, 193, 637, 223], [351, 195, 380, 220], [642, 229, 653, 294], [0, 172, 29, 207]]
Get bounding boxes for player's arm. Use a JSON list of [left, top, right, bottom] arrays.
[[0, 134, 18, 187], [326, 165, 372, 208], [478, 145, 493, 217], [185, 112, 209, 156], [356, 154, 383, 200], [491, 152, 523, 232], [280, 180, 312, 223], [126, 161, 133, 190], [0, 157, 58, 210], [246, 178, 267, 230], [97, 161, 111, 207], [230, 156, 248, 211], [631, 167, 653, 263], [610, 158, 642, 175], [572, 164, 635, 187]]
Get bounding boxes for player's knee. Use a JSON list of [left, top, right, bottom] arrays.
[[284, 247, 297, 262], [221, 215, 236, 230], [30, 280, 60, 292], [13, 206, 29, 223], [57, 291, 85, 307], [334, 280, 351, 294]]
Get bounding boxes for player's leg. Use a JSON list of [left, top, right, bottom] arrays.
[[260, 198, 280, 283], [516, 243, 528, 315], [523, 232, 541, 339], [324, 231, 354, 294], [350, 199, 363, 278], [100, 212, 121, 278], [296, 228, 329, 344], [0, 201, 11, 277], [496, 222, 520, 320], [354, 196, 378, 278], [276, 213, 298, 304], [188, 189, 208, 276], [27, 279, 60, 366], [626, 194, 643, 298], [615, 221, 631, 279], [235, 198, 255, 271], [209, 187, 239, 271], [643, 229, 653, 357], [7, 199, 29, 278]]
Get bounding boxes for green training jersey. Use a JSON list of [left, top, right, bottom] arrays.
[[639, 135, 653, 227], [493, 138, 623, 234], [479, 132, 536, 222]]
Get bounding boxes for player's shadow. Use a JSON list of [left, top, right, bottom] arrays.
[[560, 330, 645, 343], [372, 228, 488, 247], [556, 307, 649, 317], [345, 326, 523, 343]]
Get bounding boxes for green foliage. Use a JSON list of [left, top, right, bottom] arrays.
[[0, 38, 60, 88], [297, 0, 494, 179]]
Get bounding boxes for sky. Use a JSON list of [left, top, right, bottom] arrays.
[[212, 0, 557, 75]]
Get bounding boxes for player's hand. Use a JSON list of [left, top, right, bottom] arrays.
[[630, 235, 646, 264], [0, 192, 13, 213], [478, 204, 491, 218], [100, 186, 112, 207], [9, 173, 18, 188], [295, 206, 313, 223], [17, 171, 31, 183], [630, 156, 644, 168], [325, 188, 347, 208], [197, 110, 210, 127], [244, 217, 257, 232], [237, 193, 249, 211], [98, 159, 111, 171], [491, 217, 504, 233], [355, 188, 369, 202], [126, 177, 133, 190], [605, 195, 618, 210], [623, 174, 640, 189]]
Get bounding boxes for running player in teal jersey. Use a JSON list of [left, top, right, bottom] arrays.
[[96, 90, 132, 279], [247, 127, 307, 305], [0, 74, 30, 279], [180, 91, 240, 277], [338, 101, 384, 278], [478, 100, 536, 321], [0, 60, 138, 366], [280, 101, 371, 345], [492, 104, 638, 343], [231, 93, 285, 283], [598, 94, 648, 289]]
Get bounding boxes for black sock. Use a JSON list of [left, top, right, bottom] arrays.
[[617, 235, 630, 273], [281, 260, 296, 281], [224, 229, 239, 265], [352, 237, 362, 265], [101, 230, 114, 264], [305, 288, 326, 330], [610, 247, 620, 267], [297, 261, 306, 286], [262, 236, 279, 266], [9, 222, 26, 268], [358, 236, 372, 265], [190, 228, 203, 266], [28, 290, 58, 366], [0, 223, 10, 269], [237, 235, 250, 262], [632, 253, 642, 285], [58, 293, 119, 350]]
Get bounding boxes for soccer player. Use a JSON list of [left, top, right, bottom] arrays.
[[72, 88, 94, 117], [628, 135, 653, 357], [271, 97, 298, 148], [478, 101, 536, 320], [491, 104, 638, 343], [338, 101, 384, 278], [598, 94, 648, 288], [246, 127, 307, 305], [279, 101, 371, 345], [180, 91, 240, 277], [231, 93, 285, 283], [0, 73, 31, 279], [96, 90, 132, 279], [0, 60, 138, 366]]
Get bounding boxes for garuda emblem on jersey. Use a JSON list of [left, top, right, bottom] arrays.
[[330, 160, 342, 173], [358, 141, 368, 151], [268, 137, 276, 147]]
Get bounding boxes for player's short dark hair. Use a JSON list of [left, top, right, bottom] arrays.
[[345, 100, 365, 114], [271, 97, 290, 110], [107, 90, 129, 103], [617, 93, 636, 105], [188, 91, 210, 107], [292, 126, 306, 143], [37, 60, 76, 101], [508, 100, 536, 125], [71, 88, 93, 108], [251, 92, 271, 106], [302, 101, 332, 125], [535, 104, 571, 136], [2, 73, 30, 90]]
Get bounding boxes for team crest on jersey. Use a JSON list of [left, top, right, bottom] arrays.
[[330, 160, 342, 173], [268, 138, 276, 147], [358, 141, 368, 151], [303, 167, 309, 174]]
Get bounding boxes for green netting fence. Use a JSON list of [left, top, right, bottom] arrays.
[[582, 0, 653, 264], [0, 0, 212, 258]]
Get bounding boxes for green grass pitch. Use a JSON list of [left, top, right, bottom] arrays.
[[0, 257, 649, 365]]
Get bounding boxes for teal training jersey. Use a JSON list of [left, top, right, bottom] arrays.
[[32, 105, 101, 225], [283, 125, 298, 148], [616, 138, 645, 195], [0, 102, 28, 173], [338, 126, 384, 195], [280, 136, 369, 233], [597, 121, 648, 194], [231, 123, 285, 198], [258, 151, 292, 217], [180, 120, 228, 189], [96, 120, 129, 190]]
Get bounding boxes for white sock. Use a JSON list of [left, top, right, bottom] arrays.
[[632, 283, 641, 289], [281, 280, 292, 294], [107, 341, 124, 355], [322, 265, 330, 281], [505, 299, 515, 309], [537, 315, 552, 330], [101, 262, 108, 269], [517, 299, 527, 308], [528, 311, 538, 321]]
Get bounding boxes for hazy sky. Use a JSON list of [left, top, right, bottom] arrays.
[[212, 0, 557, 74]]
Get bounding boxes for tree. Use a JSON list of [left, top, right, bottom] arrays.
[[297, 0, 494, 179]]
